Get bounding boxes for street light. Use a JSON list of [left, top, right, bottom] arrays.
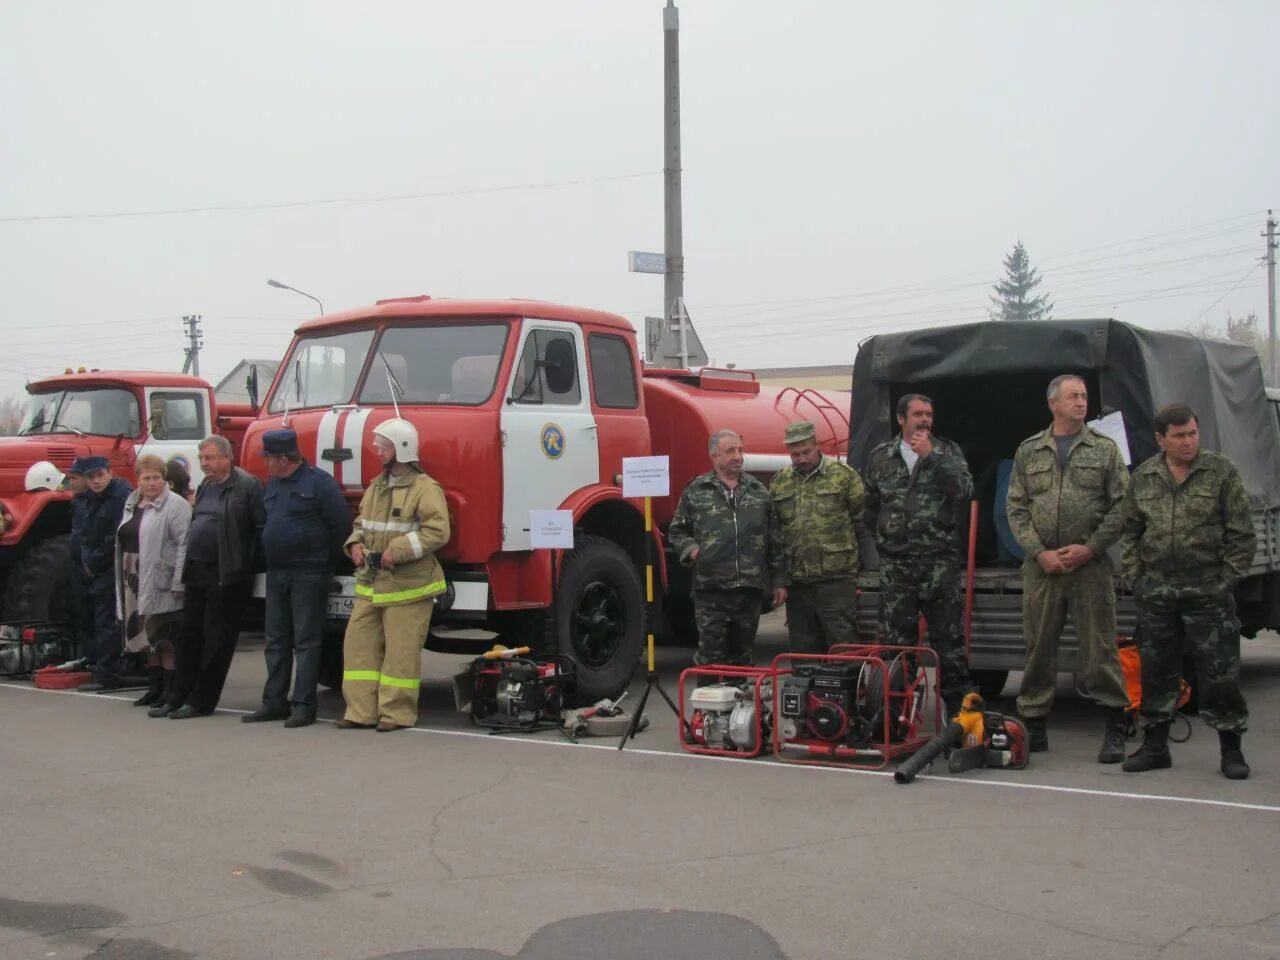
[[266, 278, 324, 314]]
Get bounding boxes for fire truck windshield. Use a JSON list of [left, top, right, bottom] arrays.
[[358, 324, 508, 406], [19, 388, 141, 438], [268, 323, 510, 412], [268, 328, 376, 414]]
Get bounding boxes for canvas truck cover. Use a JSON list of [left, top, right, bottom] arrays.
[[849, 319, 1280, 507]]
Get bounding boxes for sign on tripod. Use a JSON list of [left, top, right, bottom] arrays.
[[622, 456, 670, 498]]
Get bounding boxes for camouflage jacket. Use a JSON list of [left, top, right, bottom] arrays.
[[770, 455, 864, 583], [668, 471, 778, 592], [863, 435, 972, 560], [1119, 449, 1256, 589], [1006, 426, 1129, 561]]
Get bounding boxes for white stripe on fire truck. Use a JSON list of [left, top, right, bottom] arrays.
[[314, 409, 341, 477], [340, 406, 373, 489]]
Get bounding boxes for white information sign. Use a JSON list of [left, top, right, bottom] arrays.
[[1088, 411, 1132, 466], [529, 509, 575, 549], [622, 455, 670, 498]]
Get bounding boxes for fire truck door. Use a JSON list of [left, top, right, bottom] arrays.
[[138, 388, 211, 482], [500, 321, 599, 550]]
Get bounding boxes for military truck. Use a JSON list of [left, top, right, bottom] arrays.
[[848, 319, 1280, 699]]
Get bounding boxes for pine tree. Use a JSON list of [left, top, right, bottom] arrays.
[[989, 241, 1054, 321]]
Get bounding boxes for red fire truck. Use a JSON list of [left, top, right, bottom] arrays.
[[0, 370, 256, 623], [241, 296, 849, 702]]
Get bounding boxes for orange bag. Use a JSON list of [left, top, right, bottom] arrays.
[[1117, 635, 1191, 713]]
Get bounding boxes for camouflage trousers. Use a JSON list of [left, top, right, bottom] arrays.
[[785, 577, 859, 655], [1017, 559, 1128, 717], [691, 588, 763, 667], [1135, 579, 1248, 732], [879, 558, 972, 708]]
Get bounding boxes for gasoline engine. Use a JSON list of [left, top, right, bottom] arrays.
[[777, 654, 920, 749], [469, 654, 574, 732], [686, 679, 772, 754], [0, 622, 75, 677]]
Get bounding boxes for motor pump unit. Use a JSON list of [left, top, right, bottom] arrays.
[[0, 622, 75, 677], [687, 679, 772, 753], [778, 655, 917, 748], [470, 655, 574, 732]]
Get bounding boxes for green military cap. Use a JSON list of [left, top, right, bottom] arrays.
[[784, 421, 817, 445]]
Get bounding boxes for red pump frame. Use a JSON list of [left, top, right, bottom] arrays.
[[771, 645, 944, 771], [677, 664, 774, 759]]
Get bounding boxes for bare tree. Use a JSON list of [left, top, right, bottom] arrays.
[[1190, 312, 1271, 382], [0, 396, 24, 436]]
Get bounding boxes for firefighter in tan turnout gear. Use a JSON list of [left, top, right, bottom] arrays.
[[337, 418, 451, 732]]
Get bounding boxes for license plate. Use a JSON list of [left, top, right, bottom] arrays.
[[326, 595, 357, 619]]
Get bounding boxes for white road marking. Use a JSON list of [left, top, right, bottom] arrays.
[[3, 682, 1275, 814]]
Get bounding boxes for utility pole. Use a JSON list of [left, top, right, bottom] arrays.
[[1266, 210, 1277, 386], [663, 0, 684, 340], [181, 314, 203, 376]]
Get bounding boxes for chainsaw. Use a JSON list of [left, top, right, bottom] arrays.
[[894, 692, 1031, 784]]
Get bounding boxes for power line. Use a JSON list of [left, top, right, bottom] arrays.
[[0, 171, 662, 224]]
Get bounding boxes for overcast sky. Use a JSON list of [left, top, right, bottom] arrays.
[[1, 0, 1275, 402]]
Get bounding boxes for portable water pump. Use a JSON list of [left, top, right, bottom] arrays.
[[470, 650, 574, 732], [687, 678, 772, 754]]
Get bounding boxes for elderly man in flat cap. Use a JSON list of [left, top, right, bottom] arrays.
[[769, 420, 866, 654], [243, 428, 351, 728]]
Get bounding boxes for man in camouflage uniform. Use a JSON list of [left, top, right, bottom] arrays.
[[863, 394, 975, 713], [668, 429, 778, 667], [1007, 374, 1130, 762], [1119, 403, 1255, 779], [770, 420, 864, 654]]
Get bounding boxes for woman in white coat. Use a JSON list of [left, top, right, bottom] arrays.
[[115, 454, 191, 710]]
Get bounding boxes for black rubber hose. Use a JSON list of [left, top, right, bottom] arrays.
[[894, 721, 964, 784]]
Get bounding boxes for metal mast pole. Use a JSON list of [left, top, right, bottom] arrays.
[[1266, 209, 1277, 386], [663, 0, 684, 361]]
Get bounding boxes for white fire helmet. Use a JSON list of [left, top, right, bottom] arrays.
[[25, 461, 65, 492], [372, 418, 420, 464]]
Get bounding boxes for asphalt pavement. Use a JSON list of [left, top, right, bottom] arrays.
[[1, 612, 1278, 960]]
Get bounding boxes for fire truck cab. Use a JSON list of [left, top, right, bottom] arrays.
[[242, 297, 657, 702]]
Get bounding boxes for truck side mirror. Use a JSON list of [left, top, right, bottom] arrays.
[[246, 366, 260, 411]]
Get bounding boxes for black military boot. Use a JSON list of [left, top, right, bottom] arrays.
[[133, 667, 165, 707], [1219, 731, 1250, 780], [1097, 707, 1127, 764], [1024, 716, 1048, 752], [1122, 722, 1171, 772]]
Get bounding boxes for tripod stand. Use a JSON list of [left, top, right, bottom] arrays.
[[618, 495, 685, 749]]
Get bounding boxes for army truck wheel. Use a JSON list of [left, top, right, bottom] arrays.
[[545, 535, 644, 706], [971, 668, 1010, 702], [3, 535, 73, 624]]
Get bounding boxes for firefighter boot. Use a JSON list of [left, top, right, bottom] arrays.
[[133, 666, 165, 707], [1122, 722, 1171, 773], [1219, 731, 1250, 780], [1024, 716, 1048, 752], [1098, 707, 1127, 764]]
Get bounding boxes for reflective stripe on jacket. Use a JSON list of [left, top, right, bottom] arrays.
[[344, 469, 451, 606]]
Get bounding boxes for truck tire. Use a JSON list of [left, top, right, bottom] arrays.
[[318, 624, 345, 690], [3, 535, 73, 624], [660, 593, 699, 646], [545, 535, 644, 706], [971, 668, 1010, 702]]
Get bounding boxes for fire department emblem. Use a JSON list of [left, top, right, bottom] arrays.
[[540, 423, 565, 460]]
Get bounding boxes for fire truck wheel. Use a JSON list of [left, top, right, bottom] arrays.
[[3, 535, 72, 624], [545, 535, 644, 706], [971, 669, 1010, 702], [318, 626, 345, 690], [660, 594, 699, 646]]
